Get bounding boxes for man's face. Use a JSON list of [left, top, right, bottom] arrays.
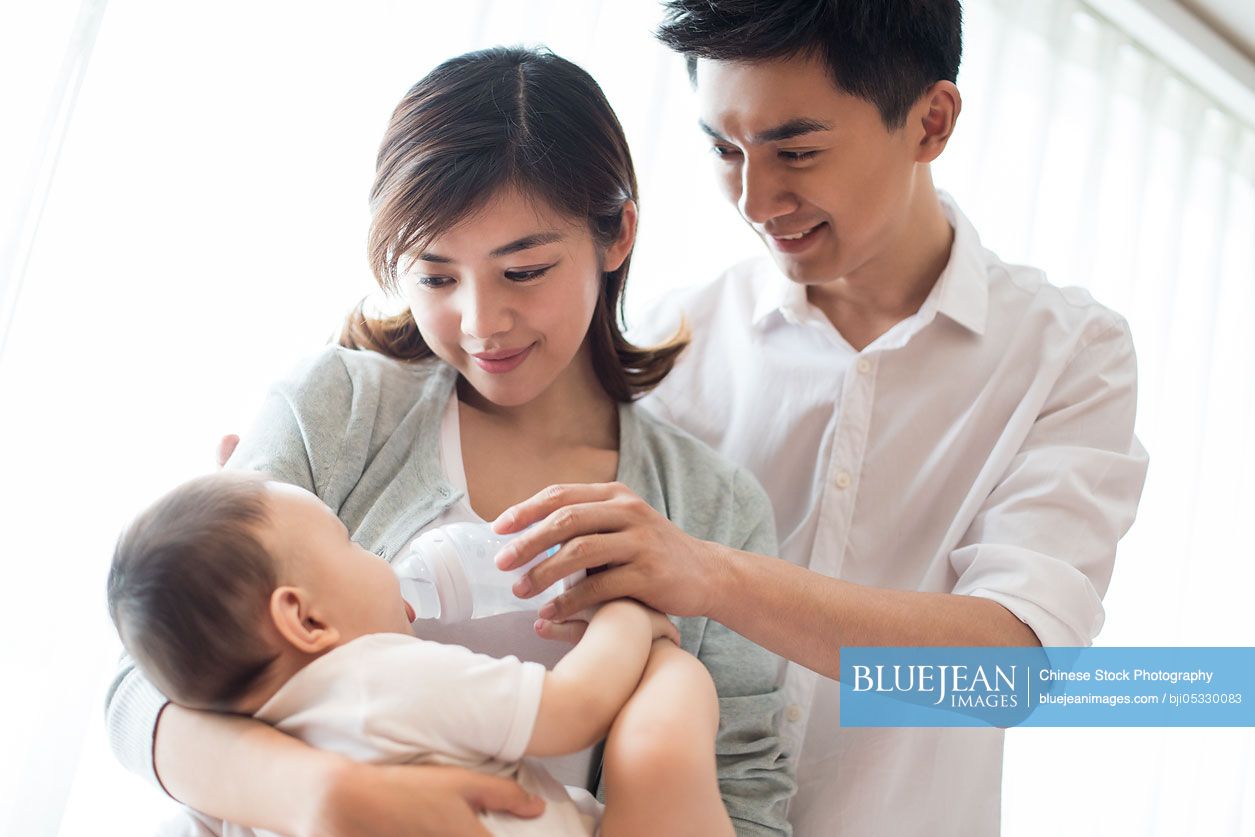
[[694, 53, 922, 285]]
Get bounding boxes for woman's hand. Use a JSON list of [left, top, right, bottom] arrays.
[[493, 482, 729, 623], [217, 434, 240, 468], [154, 704, 543, 837], [307, 761, 545, 837]]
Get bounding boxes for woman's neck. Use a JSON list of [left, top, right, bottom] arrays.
[[455, 346, 620, 521], [457, 346, 618, 453]]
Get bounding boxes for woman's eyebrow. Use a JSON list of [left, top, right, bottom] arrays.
[[417, 231, 564, 264], [488, 231, 563, 258]]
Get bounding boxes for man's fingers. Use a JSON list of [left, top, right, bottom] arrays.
[[515, 531, 635, 598], [216, 434, 240, 469], [491, 482, 624, 536], [495, 500, 622, 571], [538, 566, 633, 622], [459, 773, 546, 818]]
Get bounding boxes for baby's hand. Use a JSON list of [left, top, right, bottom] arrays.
[[533, 605, 598, 644], [600, 599, 679, 645], [644, 604, 680, 646]]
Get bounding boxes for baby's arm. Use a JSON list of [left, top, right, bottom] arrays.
[[524, 600, 677, 756]]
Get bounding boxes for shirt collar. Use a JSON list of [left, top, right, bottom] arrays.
[[751, 265, 811, 328], [931, 192, 988, 336], [750, 192, 988, 336]]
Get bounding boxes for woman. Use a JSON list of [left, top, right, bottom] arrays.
[[106, 47, 792, 836]]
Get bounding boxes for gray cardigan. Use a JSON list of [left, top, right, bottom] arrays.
[[105, 345, 795, 835]]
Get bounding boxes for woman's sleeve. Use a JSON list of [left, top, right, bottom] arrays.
[[223, 347, 356, 495], [698, 468, 796, 836], [102, 347, 355, 790], [104, 651, 175, 793]]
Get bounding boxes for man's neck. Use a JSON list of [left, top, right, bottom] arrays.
[[806, 185, 955, 350]]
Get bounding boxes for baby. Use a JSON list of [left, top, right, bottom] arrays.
[[107, 471, 733, 836]]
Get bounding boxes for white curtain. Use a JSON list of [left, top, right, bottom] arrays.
[[0, 1, 1250, 835], [936, 2, 1255, 835]]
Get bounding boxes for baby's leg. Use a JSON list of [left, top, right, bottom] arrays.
[[600, 638, 734, 837]]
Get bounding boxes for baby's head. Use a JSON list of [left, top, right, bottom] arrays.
[[107, 472, 413, 712]]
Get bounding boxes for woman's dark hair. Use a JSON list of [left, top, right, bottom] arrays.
[[656, 0, 963, 130], [340, 46, 687, 402], [106, 472, 280, 711]]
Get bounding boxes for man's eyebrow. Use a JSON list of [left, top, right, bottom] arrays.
[[416, 231, 564, 264], [699, 117, 833, 145]]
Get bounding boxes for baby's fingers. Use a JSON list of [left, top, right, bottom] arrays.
[[534, 618, 588, 644]]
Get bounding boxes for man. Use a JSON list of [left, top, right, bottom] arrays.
[[493, 1, 1150, 834]]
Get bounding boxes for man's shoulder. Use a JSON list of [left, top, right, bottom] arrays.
[[985, 253, 1131, 349]]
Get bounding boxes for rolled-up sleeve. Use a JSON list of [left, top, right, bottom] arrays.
[[950, 319, 1150, 646], [700, 468, 795, 836], [104, 651, 174, 793]]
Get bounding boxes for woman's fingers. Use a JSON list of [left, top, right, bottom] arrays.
[[216, 434, 240, 468], [454, 771, 547, 818]]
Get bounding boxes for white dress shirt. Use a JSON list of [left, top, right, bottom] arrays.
[[635, 195, 1149, 836]]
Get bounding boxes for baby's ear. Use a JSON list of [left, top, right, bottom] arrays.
[[269, 586, 340, 653]]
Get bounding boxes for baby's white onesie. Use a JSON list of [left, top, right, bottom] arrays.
[[157, 633, 599, 836]]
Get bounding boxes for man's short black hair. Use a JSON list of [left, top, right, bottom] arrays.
[[656, 0, 963, 129]]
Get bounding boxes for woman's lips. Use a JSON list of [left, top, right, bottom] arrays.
[[404, 599, 416, 623], [471, 344, 534, 374]]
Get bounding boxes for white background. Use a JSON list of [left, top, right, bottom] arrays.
[[1, 1, 1252, 835]]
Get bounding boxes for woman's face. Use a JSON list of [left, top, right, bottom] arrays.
[[399, 188, 631, 408]]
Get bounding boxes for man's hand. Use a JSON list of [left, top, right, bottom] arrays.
[[217, 434, 240, 468], [307, 761, 545, 837], [491, 482, 727, 623]]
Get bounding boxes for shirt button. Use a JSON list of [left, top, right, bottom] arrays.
[[856, 358, 871, 374], [786, 705, 803, 722], [835, 471, 851, 489]]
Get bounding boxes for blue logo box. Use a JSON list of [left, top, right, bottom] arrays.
[[838, 647, 1255, 727]]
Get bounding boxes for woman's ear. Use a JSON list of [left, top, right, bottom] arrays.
[[603, 199, 638, 273], [269, 586, 340, 654]]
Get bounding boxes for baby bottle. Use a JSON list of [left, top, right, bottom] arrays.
[[393, 522, 586, 624]]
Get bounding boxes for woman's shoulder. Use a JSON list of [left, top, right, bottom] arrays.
[[625, 403, 737, 475], [283, 344, 446, 389], [622, 403, 777, 552], [277, 345, 454, 410]]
